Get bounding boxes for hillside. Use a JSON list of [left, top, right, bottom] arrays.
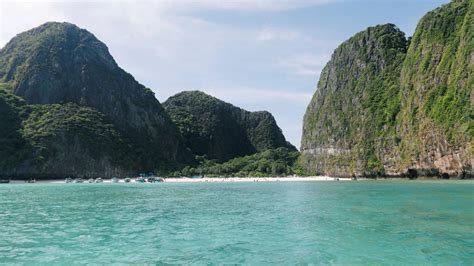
[[301, 0, 472, 178], [300, 24, 408, 176], [164, 91, 296, 162], [0, 22, 193, 177], [398, 0, 473, 177]]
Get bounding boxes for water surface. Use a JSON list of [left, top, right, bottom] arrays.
[[0, 181, 473, 264]]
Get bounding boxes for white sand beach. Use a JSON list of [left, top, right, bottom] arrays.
[[162, 176, 350, 183]]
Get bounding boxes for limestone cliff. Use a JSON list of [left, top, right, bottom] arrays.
[[164, 91, 296, 162], [301, 0, 472, 178], [301, 24, 407, 176], [398, 0, 473, 177], [0, 22, 192, 177]]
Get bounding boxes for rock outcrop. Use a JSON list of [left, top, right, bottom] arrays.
[[301, 0, 473, 178], [0, 22, 192, 178], [398, 0, 473, 178], [164, 91, 296, 162], [301, 24, 407, 177]]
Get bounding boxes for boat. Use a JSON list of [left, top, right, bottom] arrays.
[[135, 176, 145, 183], [111, 177, 119, 183], [95, 178, 103, 183], [26, 178, 36, 183], [124, 177, 131, 183], [147, 177, 156, 183], [65, 177, 73, 183], [74, 178, 84, 183], [0, 178, 10, 184], [88, 178, 95, 183]]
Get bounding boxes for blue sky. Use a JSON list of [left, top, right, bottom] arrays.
[[0, 0, 449, 147]]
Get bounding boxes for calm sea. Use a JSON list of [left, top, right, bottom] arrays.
[[0, 181, 473, 264]]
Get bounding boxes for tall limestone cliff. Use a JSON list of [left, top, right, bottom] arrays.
[[301, 24, 407, 176], [398, 0, 473, 177], [0, 22, 192, 177], [301, 0, 473, 178], [163, 91, 296, 162]]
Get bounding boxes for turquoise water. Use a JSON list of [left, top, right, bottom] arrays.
[[0, 181, 473, 264]]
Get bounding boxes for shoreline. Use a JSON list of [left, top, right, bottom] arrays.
[[162, 176, 343, 183], [4, 176, 472, 184]]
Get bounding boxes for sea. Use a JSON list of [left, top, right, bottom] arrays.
[[0, 180, 473, 264]]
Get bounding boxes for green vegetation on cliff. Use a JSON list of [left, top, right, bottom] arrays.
[[169, 147, 300, 177], [0, 83, 29, 171], [399, 0, 473, 173], [0, 22, 192, 167], [164, 91, 296, 162], [0, 22, 192, 177], [301, 0, 473, 177], [0, 23, 298, 178], [0, 82, 136, 178], [301, 24, 407, 176]]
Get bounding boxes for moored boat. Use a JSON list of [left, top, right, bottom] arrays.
[[124, 177, 131, 183], [65, 177, 73, 183], [88, 178, 95, 183], [0, 178, 10, 184], [111, 177, 119, 183], [95, 178, 103, 183]]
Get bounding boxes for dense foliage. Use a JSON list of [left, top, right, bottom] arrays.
[[0, 82, 139, 178], [301, 24, 407, 176], [168, 148, 302, 177], [0, 83, 30, 171], [398, 0, 473, 170], [164, 91, 296, 162], [301, 0, 473, 177], [0, 22, 192, 177]]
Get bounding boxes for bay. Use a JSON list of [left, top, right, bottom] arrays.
[[0, 181, 473, 264]]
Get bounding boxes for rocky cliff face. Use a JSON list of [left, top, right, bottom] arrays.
[[0, 84, 134, 178], [301, 0, 472, 178], [0, 22, 192, 177], [301, 24, 407, 176], [164, 91, 296, 162], [398, 0, 473, 177]]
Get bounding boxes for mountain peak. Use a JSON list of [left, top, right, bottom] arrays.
[[164, 90, 296, 162]]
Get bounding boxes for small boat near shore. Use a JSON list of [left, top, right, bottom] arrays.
[[95, 178, 103, 183], [124, 177, 131, 183], [0, 178, 10, 184], [111, 177, 119, 183]]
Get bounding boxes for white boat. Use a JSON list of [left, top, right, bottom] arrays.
[[74, 178, 84, 183], [111, 177, 119, 183], [124, 177, 131, 183], [65, 177, 72, 183], [88, 178, 94, 183], [95, 178, 103, 183], [135, 176, 145, 183]]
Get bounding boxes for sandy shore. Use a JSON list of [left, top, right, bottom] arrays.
[[6, 176, 349, 184], [162, 176, 349, 183]]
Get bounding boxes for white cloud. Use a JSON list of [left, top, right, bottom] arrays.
[[1, 0, 336, 12], [278, 53, 331, 76], [203, 87, 313, 105], [256, 28, 300, 41]]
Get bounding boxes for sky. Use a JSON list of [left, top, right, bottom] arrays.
[[0, 0, 449, 148]]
